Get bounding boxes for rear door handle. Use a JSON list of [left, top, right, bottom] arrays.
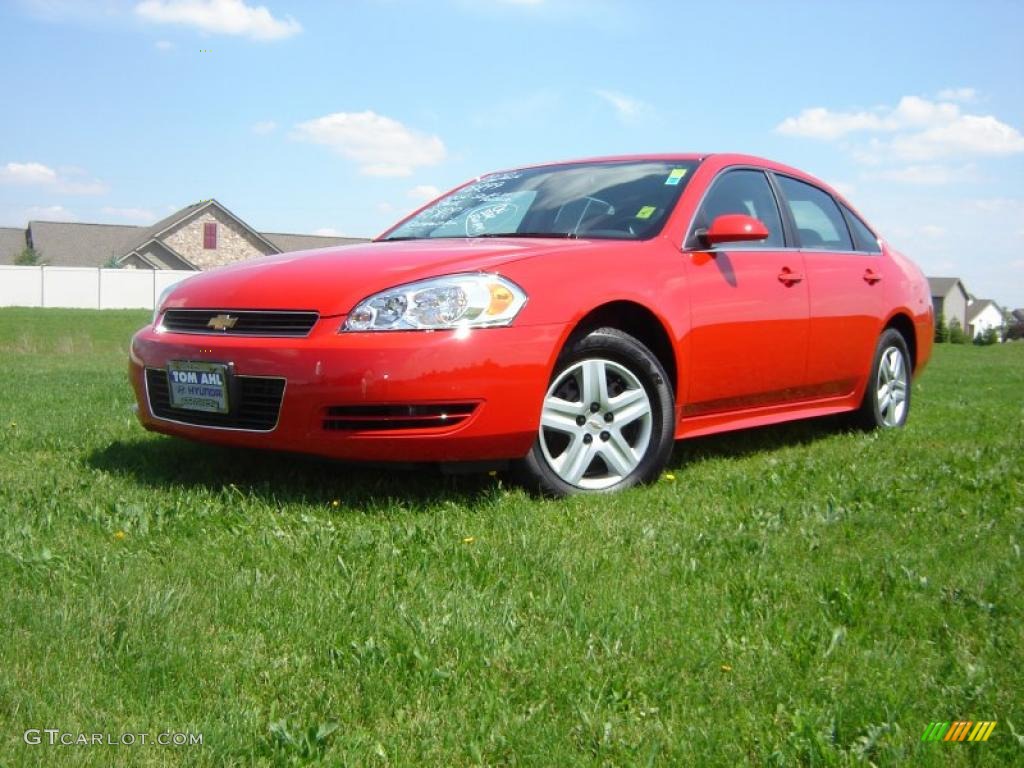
[[777, 268, 803, 286], [863, 269, 883, 285]]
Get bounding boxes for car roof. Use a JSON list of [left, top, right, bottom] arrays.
[[480, 153, 862, 226], [490, 153, 812, 180]]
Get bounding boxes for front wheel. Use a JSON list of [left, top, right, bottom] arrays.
[[513, 327, 675, 496], [856, 328, 912, 429]]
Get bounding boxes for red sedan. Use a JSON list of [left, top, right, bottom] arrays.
[[129, 154, 933, 495]]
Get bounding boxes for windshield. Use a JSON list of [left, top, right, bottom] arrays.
[[381, 159, 699, 241]]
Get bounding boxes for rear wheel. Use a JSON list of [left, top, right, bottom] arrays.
[[514, 327, 675, 496], [856, 328, 912, 429]]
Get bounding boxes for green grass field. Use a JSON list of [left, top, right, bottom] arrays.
[[1, 307, 1021, 766]]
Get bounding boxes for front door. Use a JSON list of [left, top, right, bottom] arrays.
[[682, 168, 810, 416]]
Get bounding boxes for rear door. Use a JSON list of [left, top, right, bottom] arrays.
[[773, 175, 884, 399], [682, 168, 809, 416]]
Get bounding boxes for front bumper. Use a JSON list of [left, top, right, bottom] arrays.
[[129, 318, 566, 462]]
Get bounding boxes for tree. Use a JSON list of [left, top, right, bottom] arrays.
[[14, 246, 43, 266], [947, 318, 968, 344], [934, 312, 949, 343], [975, 326, 1000, 346]]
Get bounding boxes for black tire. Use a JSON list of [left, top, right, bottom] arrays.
[[513, 327, 675, 496], [855, 328, 912, 429]]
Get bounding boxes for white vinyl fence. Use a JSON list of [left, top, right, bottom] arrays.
[[0, 266, 194, 310]]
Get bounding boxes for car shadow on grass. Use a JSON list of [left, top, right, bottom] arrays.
[[87, 437, 500, 508], [89, 413, 854, 506], [667, 413, 852, 468]]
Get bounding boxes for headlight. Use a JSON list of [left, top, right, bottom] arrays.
[[343, 273, 527, 331]]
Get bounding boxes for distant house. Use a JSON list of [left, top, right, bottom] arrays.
[[1009, 309, 1024, 341], [0, 200, 367, 270], [928, 276, 970, 331], [966, 299, 1005, 340]]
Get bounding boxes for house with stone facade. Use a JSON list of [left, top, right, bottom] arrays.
[[0, 199, 366, 270]]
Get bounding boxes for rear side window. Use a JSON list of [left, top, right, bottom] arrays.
[[841, 204, 882, 253], [776, 176, 853, 250], [688, 169, 784, 248]]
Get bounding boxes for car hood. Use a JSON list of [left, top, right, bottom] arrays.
[[162, 238, 585, 316]]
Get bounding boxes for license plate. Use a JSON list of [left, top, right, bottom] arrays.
[[166, 361, 230, 414]]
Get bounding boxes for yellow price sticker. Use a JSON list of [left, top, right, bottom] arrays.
[[636, 205, 657, 219]]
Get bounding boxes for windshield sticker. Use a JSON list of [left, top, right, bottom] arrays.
[[665, 168, 688, 186], [635, 206, 657, 220]]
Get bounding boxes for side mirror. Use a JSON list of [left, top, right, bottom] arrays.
[[698, 214, 769, 247]]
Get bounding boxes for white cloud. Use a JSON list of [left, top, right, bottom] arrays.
[[251, 120, 277, 135], [313, 227, 342, 236], [889, 114, 1024, 161], [26, 205, 77, 221], [0, 161, 58, 185], [0, 161, 106, 194], [101, 206, 155, 222], [155, 39, 174, 50], [972, 197, 1024, 214], [594, 89, 648, 122], [871, 164, 967, 186], [918, 224, 946, 239], [776, 96, 964, 140], [134, 0, 301, 41], [937, 87, 976, 103], [292, 111, 446, 177], [408, 184, 441, 202], [776, 107, 890, 140], [777, 94, 1024, 175]]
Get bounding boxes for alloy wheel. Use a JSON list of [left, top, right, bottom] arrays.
[[876, 346, 908, 427], [538, 358, 653, 490]]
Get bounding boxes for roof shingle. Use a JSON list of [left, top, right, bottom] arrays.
[[927, 276, 967, 298], [260, 232, 367, 252], [0, 227, 28, 265], [27, 221, 145, 267]]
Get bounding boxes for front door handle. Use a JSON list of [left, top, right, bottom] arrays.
[[777, 267, 803, 286], [863, 269, 883, 285]]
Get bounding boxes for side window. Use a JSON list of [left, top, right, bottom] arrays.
[[841, 204, 881, 253], [688, 169, 784, 248], [776, 176, 853, 250]]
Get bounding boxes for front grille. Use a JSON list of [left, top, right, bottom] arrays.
[[323, 403, 478, 432], [146, 369, 285, 431], [161, 310, 318, 337]]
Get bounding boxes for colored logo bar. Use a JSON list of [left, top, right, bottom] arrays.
[[921, 721, 996, 742]]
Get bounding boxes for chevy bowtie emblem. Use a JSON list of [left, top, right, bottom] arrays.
[[207, 314, 238, 331]]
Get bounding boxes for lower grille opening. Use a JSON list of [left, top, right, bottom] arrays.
[[146, 369, 284, 431], [323, 403, 477, 432]]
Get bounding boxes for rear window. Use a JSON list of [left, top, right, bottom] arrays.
[[841, 204, 882, 253], [776, 175, 853, 251]]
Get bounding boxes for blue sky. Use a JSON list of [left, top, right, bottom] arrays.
[[1, 0, 1022, 307]]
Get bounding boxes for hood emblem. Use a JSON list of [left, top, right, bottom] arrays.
[[207, 314, 238, 331]]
